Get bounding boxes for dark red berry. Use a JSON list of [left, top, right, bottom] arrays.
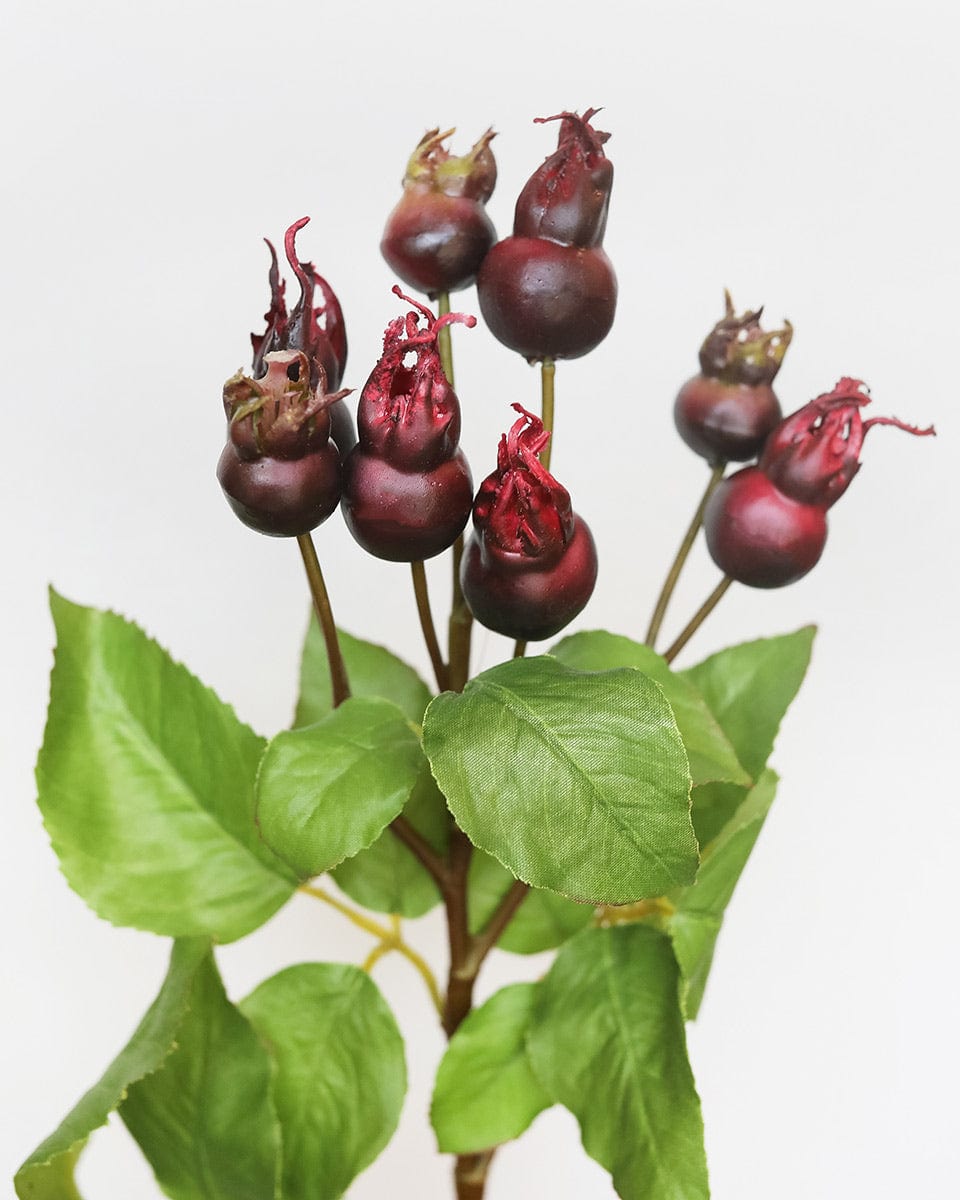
[[460, 406, 598, 640], [478, 109, 617, 362], [381, 127, 497, 298], [341, 289, 475, 562], [703, 467, 828, 588], [705, 378, 935, 586], [217, 351, 349, 537], [674, 292, 792, 464]]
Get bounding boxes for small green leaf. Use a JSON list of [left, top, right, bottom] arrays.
[[431, 983, 552, 1153], [240, 963, 406, 1200], [331, 765, 450, 917], [668, 770, 778, 1019], [528, 925, 709, 1200], [681, 626, 815, 779], [296, 622, 432, 727], [423, 656, 696, 904], [15, 939, 210, 1199], [551, 630, 750, 788], [120, 952, 280, 1200], [467, 851, 593, 953], [38, 593, 296, 942], [256, 698, 425, 881]]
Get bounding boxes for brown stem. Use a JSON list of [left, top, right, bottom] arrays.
[[448, 534, 473, 693], [441, 828, 475, 1037], [663, 575, 734, 664], [466, 880, 530, 973], [645, 462, 726, 650], [512, 639, 527, 659], [389, 815, 449, 893], [412, 560, 449, 691], [455, 1150, 496, 1200], [296, 532, 350, 707]]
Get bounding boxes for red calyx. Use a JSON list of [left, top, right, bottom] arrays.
[[759, 376, 936, 509]]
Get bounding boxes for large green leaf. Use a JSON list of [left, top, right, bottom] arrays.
[[38, 593, 296, 942], [551, 631, 750, 788], [431, 983, 552, 1153], [667, 770, 778, 1019], [15, 940, 210, 1199], [240, 964, 406, 1200], [682, 626, 814, 846], [467, 850, 593, 953], [256, 698, 425, 881], [528, 925, 708, 1200], [423, 656, 697, 904], [296, 622, 432, 727], [120, 953, 280, 1200], [331, 764, 450, 917]]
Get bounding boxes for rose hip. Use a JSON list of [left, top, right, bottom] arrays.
[[674, 291, 792, 465]]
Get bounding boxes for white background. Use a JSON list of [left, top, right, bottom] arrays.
[[2, 1, 958, 1197]]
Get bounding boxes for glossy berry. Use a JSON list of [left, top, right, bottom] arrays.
[[674, 291, 792, 465], [478, 109, 617, 362], [217, 351, 349, 537], [341, 288, 475, 562], [252, 216, 355, 456], [381, 127, 497, 298], [705, 378, 934, 586], [460, 406, 598, 640]]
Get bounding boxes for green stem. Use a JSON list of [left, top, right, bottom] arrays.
[[436, 291, 455, 387], [296, 532, 350, 707], [645, 462, 726, 651], [663, 575, 734, 664], [540, 357, 556, 472], [412, 561, 449, 691]]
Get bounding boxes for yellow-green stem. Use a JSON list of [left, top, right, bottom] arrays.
[[540, 358, 556, 472], [663, 575, 734, 664], [296, 532, 350, 707]]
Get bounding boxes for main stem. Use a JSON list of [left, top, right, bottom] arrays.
[[645, 462, 725, 650], [296, 532, 350, 706]]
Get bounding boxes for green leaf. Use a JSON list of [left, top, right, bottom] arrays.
[[667, 770, 778, 1019], [37, 593, 296, 942], [296, 622, 432, 727], [467, 850, 593, 953], [256, 698, 425, 881], [240, 964, 406, 1200], [331, 764, 450, 917], [120, 952, 280, 1200], [528, 925, 708, 1200], [15, 939, 210, 1199], [682, 626, 813, 847], [681, 626, 815, 779], [551, 631, 750, 788], [431, 983, 552, 1153], [423, 656, 697, 904]]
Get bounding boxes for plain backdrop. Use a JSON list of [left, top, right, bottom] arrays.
[[2, 1, 958, 1197]]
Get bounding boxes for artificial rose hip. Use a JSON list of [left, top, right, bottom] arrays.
[[252, 216, 355, 456], [674, 291, 793, 465], [477, 109, 617, 362], [380, 127, 497, 298], [460, 405, 598, 640], [704, 378, 934, 587], [341, 288, 475, 562], [217, 350, 350, 537]]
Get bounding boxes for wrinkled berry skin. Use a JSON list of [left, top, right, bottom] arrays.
[[478, 109, 617, 362], [704, 468, 827, 588], [674, 293, 792, 464], [460, 405, 598, 639], [341, 289, 475, 561], [381, 128, 497, 298], [461, 514, 598, 640]]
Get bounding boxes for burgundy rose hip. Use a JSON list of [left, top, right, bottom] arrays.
[[674, 291, 793, 465], [477, 108, 617, 362], [341, 288, 475, 562], [460, 405, 598, 640], [704, 378, 935, 587], [381, 127, 498, 299]]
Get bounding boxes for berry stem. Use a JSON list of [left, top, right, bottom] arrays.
[[296, 532, 350, 707], [539, 358, 556, 472], [663, 575, 734, 664], [411, 561, 449, 691], [513, 640, 527, 659], [645, 463, 726, 651], [436, 291, 456, 387]]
